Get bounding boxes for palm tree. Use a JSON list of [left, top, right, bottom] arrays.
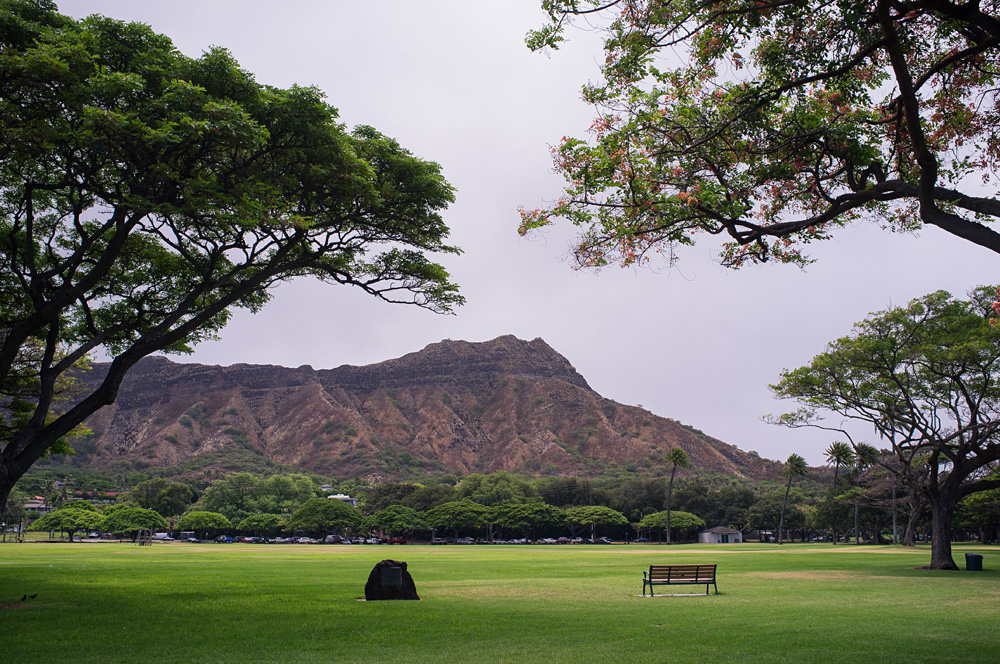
[[824, 442, 855, 545], [851, 443, 879, 544], [824, 442, 855, 491], [663, 448, 690, 544], [777, 454, 808, 544]]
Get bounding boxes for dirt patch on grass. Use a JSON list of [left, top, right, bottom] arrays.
[[743, 570, 866, 580], [0, 602, 33, 610]]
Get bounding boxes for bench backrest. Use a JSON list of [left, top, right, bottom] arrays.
[[648, 564, 716, 582]]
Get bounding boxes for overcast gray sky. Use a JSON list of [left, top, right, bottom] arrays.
[[66, 1, 997, 466]]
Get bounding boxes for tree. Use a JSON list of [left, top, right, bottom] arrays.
[[563, 505, 627, 540], [455, 472, 539, 506], [536, 476, 603, 507], [26, 499, 102, 541], [771, 288, 1000, 568], [424, 500, 488, 540], [957, 477, 1000, 544], [748, 488, 807, 540], [611, 478, 665, 521], [523, 1, 1000, 270], [825, 442, 856, 494], [367, 505, 425, 538], [849, 443, 880, 544], [490, 502, 564, 541], [777, 454, 808, 544], [824, 442, 855, 544], [285, 498, 362, 537], [400, 483, 456, 512], [637, 509, 705, 541], [194, 473, 260, 523], [251, 474, 320, 517], [663, 447, 690, 544], [1, 486, 25, 540], [0, 1, 462, 517], [173, 510, 232, 540], [101, 505, 169, 538], [361, 483, 419, 516], [121, 478, 196, 517], [235, 513, 285, 537], [671, 481, 757, 530]]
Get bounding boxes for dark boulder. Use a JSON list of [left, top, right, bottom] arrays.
[[364, 559, 419, 600]]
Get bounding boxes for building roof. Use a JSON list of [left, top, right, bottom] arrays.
[[702, 526, 742, 534]]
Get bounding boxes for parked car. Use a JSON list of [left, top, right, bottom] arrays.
[[388, 537, 407, 544], [185, 537, 199, 543], [597, 537, 613, 544], [633, 537, 649, 543], [456, 537, 475, 545], [537, 538, 557, 544]]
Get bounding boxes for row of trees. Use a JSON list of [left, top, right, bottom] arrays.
[[22, 459, 998, 547], [27, 501, 168, 541]]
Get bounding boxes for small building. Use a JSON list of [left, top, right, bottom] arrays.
[[699, 526, 743, 544], [328, 493, 357, 507], [23, 497, 53, 514]]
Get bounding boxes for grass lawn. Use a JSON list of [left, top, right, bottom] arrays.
[[2, 541, 998, 663]]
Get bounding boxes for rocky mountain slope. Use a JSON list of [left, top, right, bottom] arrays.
[[72, 336, 779, 482]]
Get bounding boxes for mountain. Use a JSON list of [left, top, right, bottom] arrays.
[[70, 335, 780, 482]]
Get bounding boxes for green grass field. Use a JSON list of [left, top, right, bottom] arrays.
[[2, 541, 998, 663]]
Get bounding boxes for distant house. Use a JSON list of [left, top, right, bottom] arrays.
[[23, 497, 53, 514], [699, 526, 743, 544], [328, 493, 358, 507]]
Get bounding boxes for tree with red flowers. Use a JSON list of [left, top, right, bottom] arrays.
[[522, 1, 1000, 268]]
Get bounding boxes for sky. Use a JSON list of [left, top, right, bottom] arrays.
[[63, 1, 997, 466]]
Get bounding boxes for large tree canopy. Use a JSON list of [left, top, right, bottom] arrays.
[[26, 499, 102, 541], [522, 0, 1000, 268], [99, 505, 169, 536], [0, 1, 463, 516], [771, 287, 1000, 568], [285, 498, 363, 537]]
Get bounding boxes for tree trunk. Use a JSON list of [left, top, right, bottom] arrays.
[[929, 498, 959, 570], [777, 479, 791, 545], [665, 468, 676, 545], [831, 465, 839, 546], [902, 495, 921, 547]]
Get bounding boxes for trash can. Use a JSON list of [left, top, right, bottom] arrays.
[[965, 553, 983, 571]]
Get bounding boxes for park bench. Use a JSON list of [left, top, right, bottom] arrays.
[[642, 564, 718, 595]]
